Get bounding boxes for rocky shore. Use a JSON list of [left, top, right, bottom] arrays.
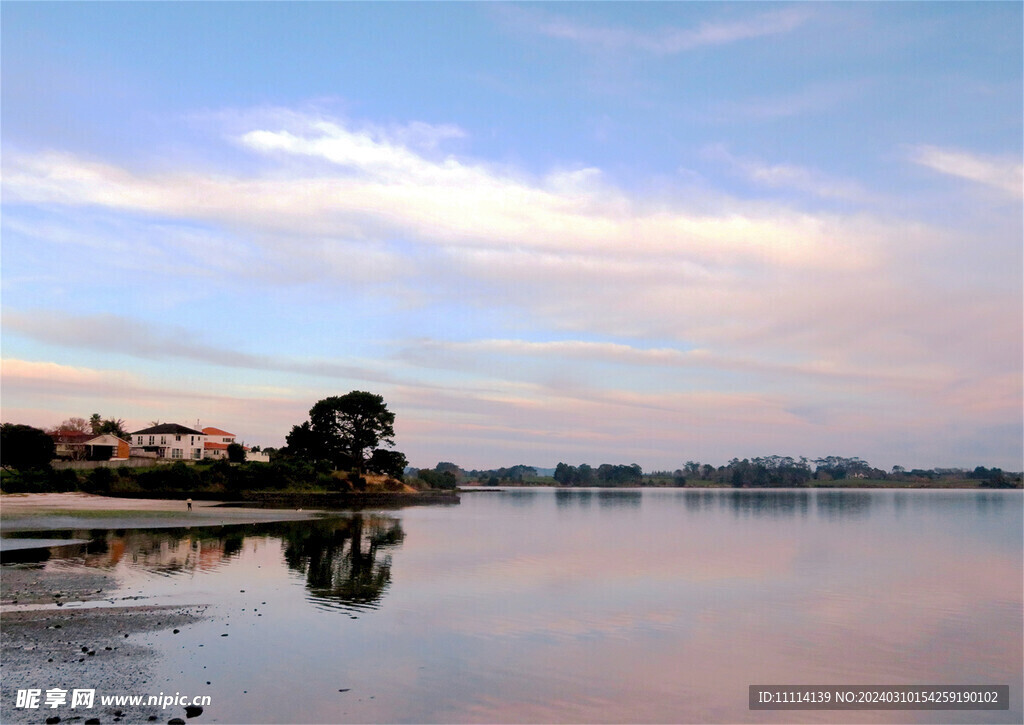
[[1, 568, 206, 724]]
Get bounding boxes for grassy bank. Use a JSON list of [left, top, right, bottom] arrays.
[[0, 459, 437, 498]]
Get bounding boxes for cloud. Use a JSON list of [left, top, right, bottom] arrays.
[[705, 79, 869, 121], [704, 145, 872, 202], [4, 113, 1016, 375], [403, 338, 958, 390], [3, 109, 1020, 468], [910, 145, 1023, 198], [1, 358, 308, 443], [4, 114, 889, 275], [528, 7, 811, 54], [2, 310, 398, 385]]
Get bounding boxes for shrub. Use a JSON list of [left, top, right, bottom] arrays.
[[137, 462, 202, 493], [85, 467, 115, 494]]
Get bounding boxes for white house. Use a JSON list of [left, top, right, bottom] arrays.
[[130, 424, 206, 460]]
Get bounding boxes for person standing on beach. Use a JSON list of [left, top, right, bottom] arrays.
[[187, 498, 192, 511]]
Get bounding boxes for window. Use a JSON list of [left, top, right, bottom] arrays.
[[171, 449, 183, 459], [137, 436, 143, 445], [175, 435, 181, 441], [161, 436, 166, 445], [192, 449, 201, 460], [148, 436, 155, 445], [223, 437, 231, 443]]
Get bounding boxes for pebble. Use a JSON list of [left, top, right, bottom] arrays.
[[184, 704, 203, 717]]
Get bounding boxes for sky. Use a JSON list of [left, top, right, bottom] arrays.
[[2, 2, 1021, 472]]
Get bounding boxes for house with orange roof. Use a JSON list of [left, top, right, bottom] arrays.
[[202, 426, 237, 459], [201, 426, 269, 461]]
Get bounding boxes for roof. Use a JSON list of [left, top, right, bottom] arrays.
[[85, 434, 129, 446], [204, 442, 229, 450], [204, 441, 248, 451], [130, 423, 204, 436], [202, 427, 235, 437], [50, 430, 92, 440]]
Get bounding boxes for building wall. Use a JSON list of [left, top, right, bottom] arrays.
[[52, 458, 186, 471], [131, 431, 206, 460]]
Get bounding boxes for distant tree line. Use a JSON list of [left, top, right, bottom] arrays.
[[423, 455, 1020, 489], [554, 463, 644, 486], [406, 462, 541, 488]]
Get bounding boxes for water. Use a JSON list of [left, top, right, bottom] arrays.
[[5, 488, 1022, 723]]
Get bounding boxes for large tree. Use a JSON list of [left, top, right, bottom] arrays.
[[308, 392, 396, 472], [1, 424, 56, 470]]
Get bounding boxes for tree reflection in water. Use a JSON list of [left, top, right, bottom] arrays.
[[282, 514, 405, 611]]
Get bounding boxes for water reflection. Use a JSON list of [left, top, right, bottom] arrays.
[[596, 489, 643, 507], [501, 489, 538, 506], [815, 490, 871, 519], [729, 489, 811, 517], [2, 515, 407, 612], [282, 515, 405, 612], [555, 488, 592, 507]]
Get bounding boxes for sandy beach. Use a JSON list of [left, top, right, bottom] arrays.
[[1, 492, 327, 542]]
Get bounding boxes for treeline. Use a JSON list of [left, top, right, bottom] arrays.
[[412, 455, 1021, 489], [554, 463, 643, 486], [665, 456, 1021, 488], [408, 462, 541, 488]]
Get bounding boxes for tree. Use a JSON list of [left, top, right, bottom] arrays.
[[434, 461, 463, 476], [1, 424, 56, 470], [227, 442, 246, 463], [97, 418, 129, 439], [53, 417, 90, 434], [554, 462, 575, 485], [284, 421, 326, 462], [89, 413, 103, 434], [308, 392, 396, 472], [367, 449, 408, 478], [418, 469, 457, 490]]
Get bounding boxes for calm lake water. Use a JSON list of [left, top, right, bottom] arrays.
[[8, 488, 1023, 723]]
